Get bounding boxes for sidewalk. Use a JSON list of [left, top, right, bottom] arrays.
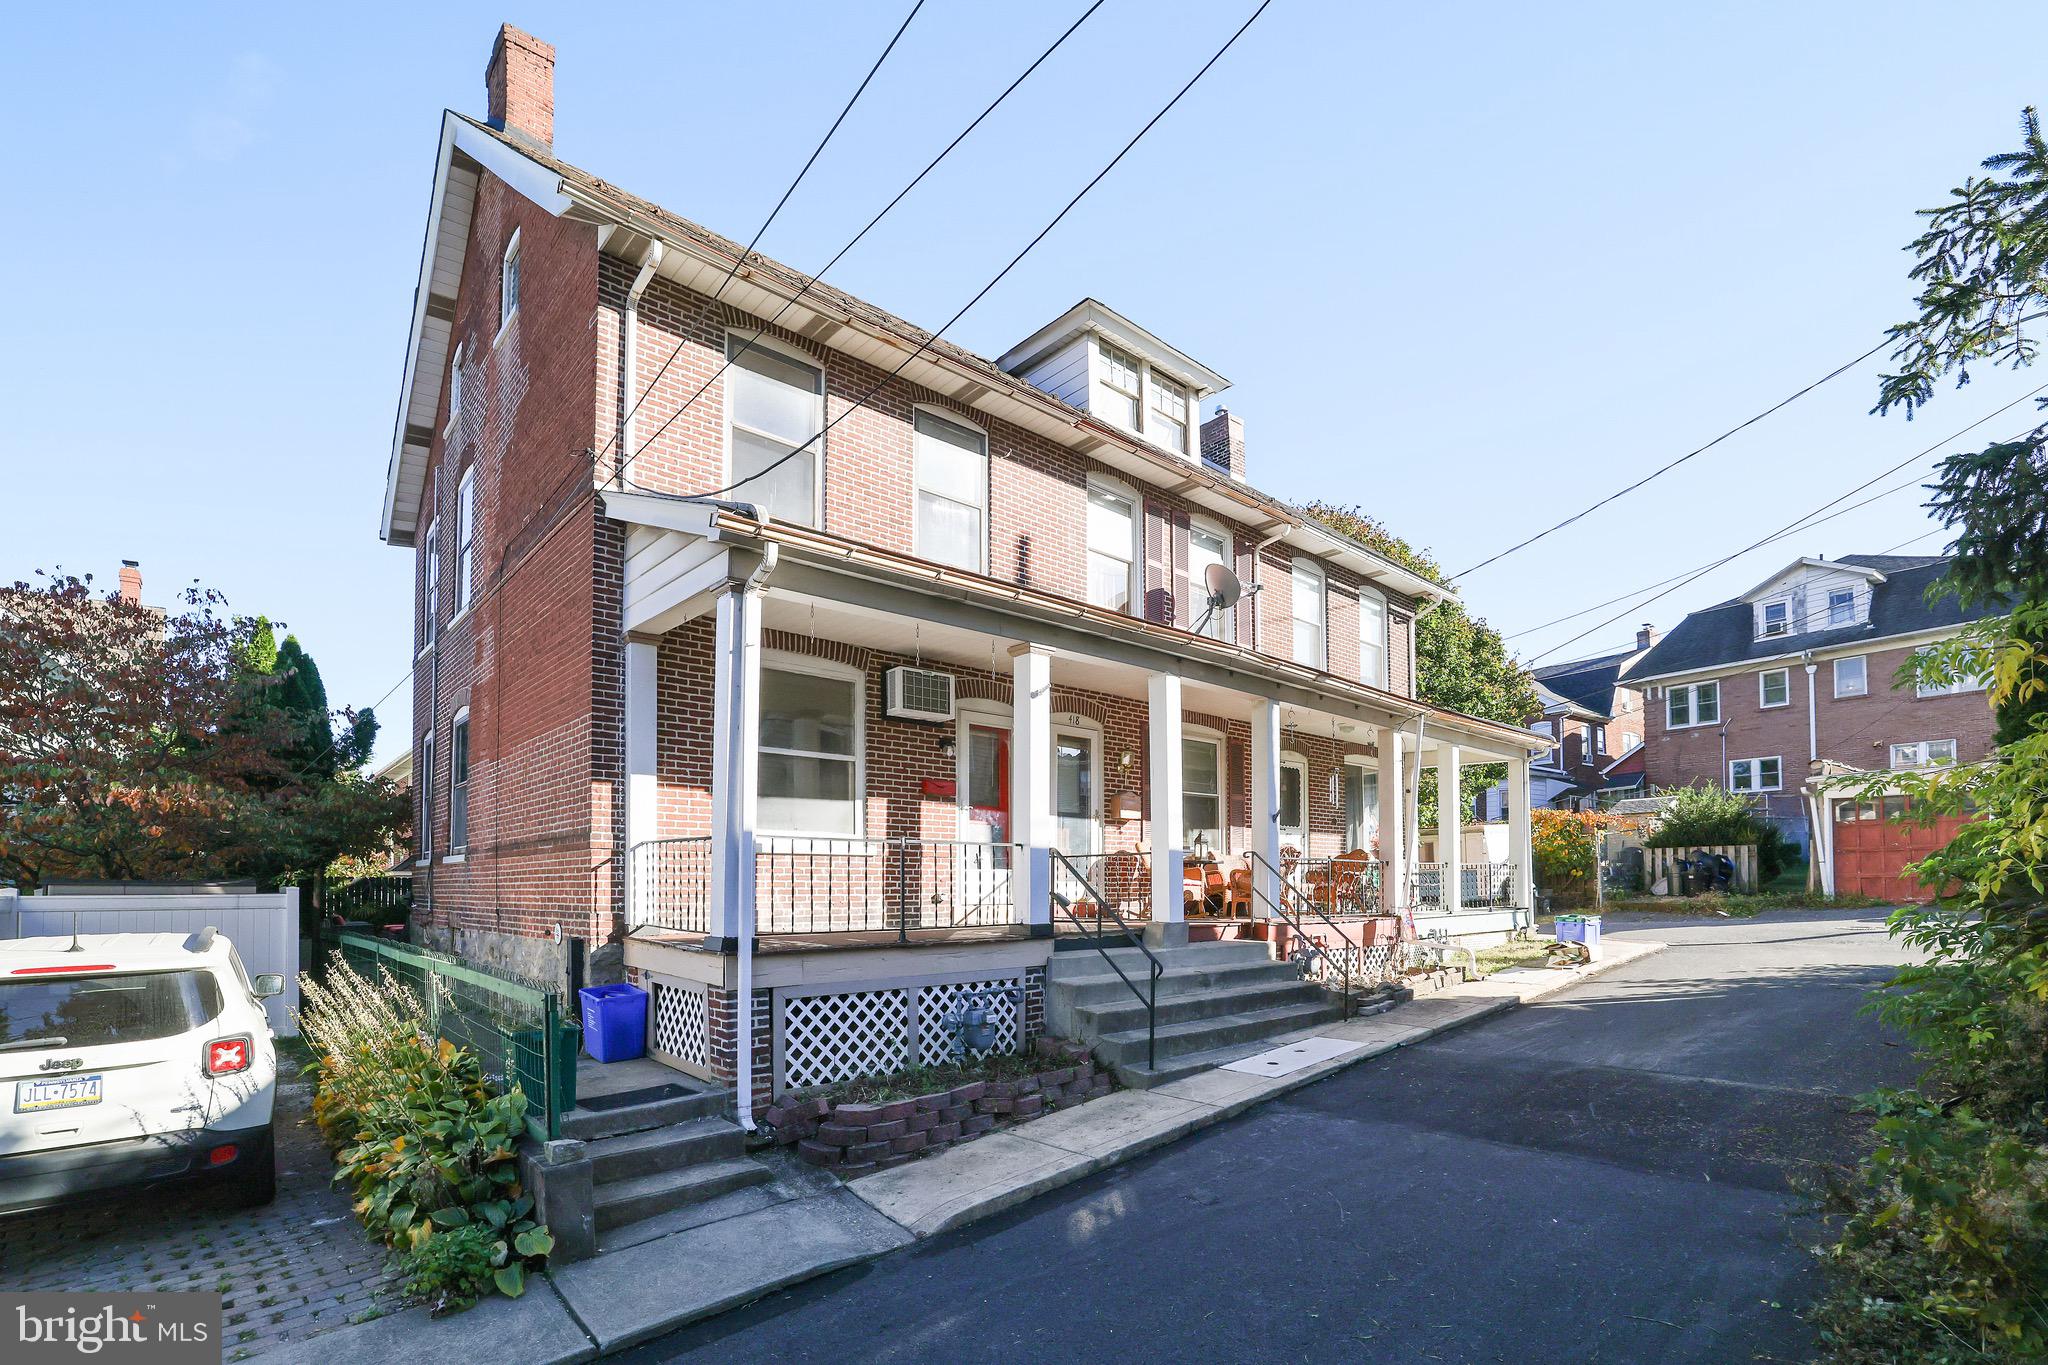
[[259, 936, 1663, 1363]]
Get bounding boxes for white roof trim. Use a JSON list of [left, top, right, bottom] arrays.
[[380, 112, 574, 547], [1738, 555, 1886, 603], [997, 297, 1229, 396]]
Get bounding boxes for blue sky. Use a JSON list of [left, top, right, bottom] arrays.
[[5, 1, 2045, 765]]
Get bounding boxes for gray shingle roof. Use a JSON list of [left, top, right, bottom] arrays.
[[1532, 647, 1636, 719], [1620, 556, 1997, 682]]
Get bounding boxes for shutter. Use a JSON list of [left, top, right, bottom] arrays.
[[1143, 500, 1169, 623], [1170, 509, 1192, 629], [1235, 536, 1256, 644]]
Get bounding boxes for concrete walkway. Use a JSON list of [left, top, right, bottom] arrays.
[[260, 938, 1662, 1364]]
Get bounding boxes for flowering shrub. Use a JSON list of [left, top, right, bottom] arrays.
[[1529, 809, 1643, 907], [299, 958, 554, 1314]]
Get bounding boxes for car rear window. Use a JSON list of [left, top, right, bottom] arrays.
[[0, 970, 225, 1050]]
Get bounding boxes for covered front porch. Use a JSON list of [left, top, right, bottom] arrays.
[[607, 493, 1542, 1100]]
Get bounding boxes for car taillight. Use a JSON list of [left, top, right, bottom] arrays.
[[205, 1035, 252, 1076], [208, 1144, 240, 1167]]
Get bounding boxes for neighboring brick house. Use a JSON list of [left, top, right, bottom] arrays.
[[1620, 553, 2001, 855], [1474, 630, 1652, 819], [379, 27, 1546, 1108]]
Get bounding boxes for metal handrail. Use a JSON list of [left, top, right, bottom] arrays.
[[1048, 849, 1162, 1071], [1245, 851, 1387, 1016]]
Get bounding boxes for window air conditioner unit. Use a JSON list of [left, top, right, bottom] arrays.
[[885, 666, 956, 723]]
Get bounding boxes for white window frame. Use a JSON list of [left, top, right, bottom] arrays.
[[1095, 338, 1144, 432], [1592, 724, 1607, 756], [1890, 739, 1958, 770], [1357, 584, 1388, 689], [1916, 670, 1990, 699], [448, 707, 471, 856], [1278, 751, 1310, 850], [721, 329, 826, 529], [1666, 679, 1720, 729], [1147, 372, 1190, 454], [1291, 558, 1327, 669], [452, 466, 477, 621], [1187, 515, 1235, 642], [446, 340, 465, 435], [757, 652, 866, 838], [910, 404, 988, 574], [1827, 587, 1855, 627], [1728, 755, 1781, 793], [1760, 600, 1789, 638], [416, 730, 435, 863], [1834, 655, 1867, 698], [1084, 473, 1142, 616], [1759, 667, 1791, 709], [1180, 726, 1226, 857], [497, 228, 521, 343], [419, 518, 439, 652]]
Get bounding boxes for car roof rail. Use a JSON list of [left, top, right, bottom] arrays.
[[184, 926, 217, 953]]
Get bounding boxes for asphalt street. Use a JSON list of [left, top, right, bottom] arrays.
[[627, 909, 1919, 1364]]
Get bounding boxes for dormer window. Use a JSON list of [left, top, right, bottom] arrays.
[[1761, 601, 1788, 637], [1828, 588, 1854, 627], [1149, 376, 1189, 454], [1097, 341, 1143, 428]]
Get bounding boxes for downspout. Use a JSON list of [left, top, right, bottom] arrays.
[[616, 241, 664, 486], [1803, 655, 1819, 877], [732, 538, 778, 1132]]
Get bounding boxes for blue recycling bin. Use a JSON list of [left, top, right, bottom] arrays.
[[1556, 914, 1602, 956], [579, 983, 648, 1063]]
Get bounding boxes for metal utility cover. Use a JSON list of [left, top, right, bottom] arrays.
[[1221, 1036, 1359, 1077]]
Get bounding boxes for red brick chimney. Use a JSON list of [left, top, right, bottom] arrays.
[[1199, 407, 1246, 482], [117, 560, 142, 606], [486, 25, 555, 149]]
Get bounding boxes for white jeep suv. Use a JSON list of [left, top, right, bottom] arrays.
[[0, 927, 282, 1214]]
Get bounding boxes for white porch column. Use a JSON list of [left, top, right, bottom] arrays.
[[708, 586, 761, 948], [1377, 726, 1405, 915], [1146, 672, 1186, 946], [1250, 699, 1283, 917], [1010, 644, 1054, 932], [1508, 754, 1535, 924], [1436, 743, 1463, 917], [624, 639, 659, 928]]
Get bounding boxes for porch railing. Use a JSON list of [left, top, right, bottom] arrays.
[[630, 836, 712, 933], [1247, 852, 1399, 1013], [1281, 854, 1386, 917], [628, 835, 1021, 940], [1409, 860, 1520, 911], [1049, 849, 1160, 1071], [1049, 850, 1154, 926]]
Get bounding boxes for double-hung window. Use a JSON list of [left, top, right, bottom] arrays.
[[1890, 739, 1957, 769], [1097, 340, 1143, 429], [1728, 756, 1781, 792], [1149, 376, 1189, 453], [912, 409, 987, 572], [422, 519, 440, 648], [1666, 680, 1719, 729], [727, 335, 824, 527], [449, 711, 470, 853], [1834, 655, 1867, 698], [1292, 559, 1326, 668], [1188, 520, 1234, 641], [1761, 601, 1789, 637], [1828, 588, 1855, 627], [417, 731, 435, 861], [454, 467, 477, 616], [1916, 671, 1990, 699], [1759, 667, 1790, 709], [1086, 482, 1138, 613], [758, 666, 860, 834], [1181, 735, 1222, 854], [1358, 587, 1387, 687], [499, 230, 520, 335]]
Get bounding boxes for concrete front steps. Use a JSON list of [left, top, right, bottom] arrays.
[[560, 1075, 773, 1237], [1046, 939, 1347, 1088]]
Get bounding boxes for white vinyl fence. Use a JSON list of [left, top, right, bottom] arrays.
[[0, 888, 300, 1035]]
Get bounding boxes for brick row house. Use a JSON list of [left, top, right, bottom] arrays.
[[1475, 631, 1654, 818], [1619, 553, 2000, 890], [381, 28, 1546, 1112]]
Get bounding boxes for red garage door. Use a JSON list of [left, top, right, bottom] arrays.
[[1831, 797, 1969, 901]]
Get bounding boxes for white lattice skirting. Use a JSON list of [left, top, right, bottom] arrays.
[[651, 979, 710, 1071], [777, 973, 1024, 1093]]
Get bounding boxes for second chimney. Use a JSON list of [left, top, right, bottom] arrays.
[[118, 560, 143, 607], [1199, 407, 1246, 482], [1636, 622, 1657, 652], [486, 25, 555, 149]]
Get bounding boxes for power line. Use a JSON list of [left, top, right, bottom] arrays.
[[611, 0, 1107, 486], [1523, 383, 2048, 667], [593, 0, 926, 475], [675, 0, 1276, 505], [1451, 336, 1892, 582]]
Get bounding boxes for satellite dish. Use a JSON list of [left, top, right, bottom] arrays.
[[1203, 563, 1242, 609]]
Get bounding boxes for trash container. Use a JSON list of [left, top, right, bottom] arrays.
[[579, 983, 649, 1063]]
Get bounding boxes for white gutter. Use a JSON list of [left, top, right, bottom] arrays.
[[732, 540, 778, 1133], [617, 241, 665, 482]]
